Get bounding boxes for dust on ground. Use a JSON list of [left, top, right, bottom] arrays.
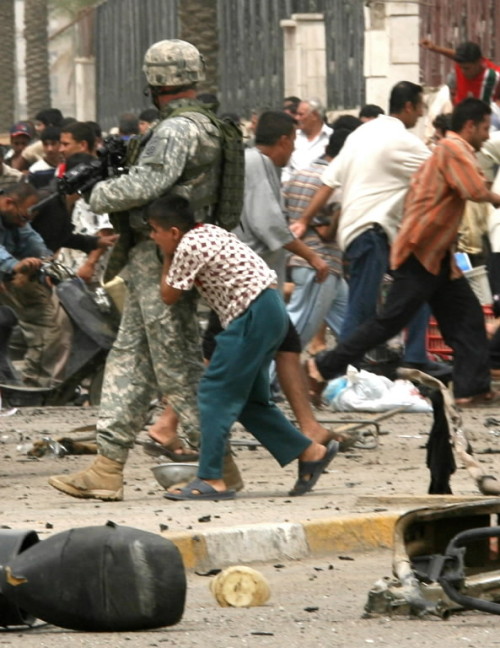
[[1, 402, 500, 539]]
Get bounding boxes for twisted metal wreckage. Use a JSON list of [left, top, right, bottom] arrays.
[[365, 368, 500, 618]]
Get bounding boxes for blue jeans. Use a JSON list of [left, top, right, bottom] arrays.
[[340, 226, 430, 362], [340, 226, 389, 340]]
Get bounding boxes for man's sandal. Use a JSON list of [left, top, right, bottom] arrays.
[[141, 438, 200, 462], [289, 440, 339, 496], [163, 478, 236, 501]]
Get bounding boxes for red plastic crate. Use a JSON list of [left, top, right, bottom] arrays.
[[426, 305, 494, 360]]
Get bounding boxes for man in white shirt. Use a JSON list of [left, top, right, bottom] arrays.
[[295, 81, 439, 374], [282, 98, 332, 183]]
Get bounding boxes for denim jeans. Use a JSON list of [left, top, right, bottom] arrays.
[[340, 226, 430, 363], [340, 226, 389, 341]]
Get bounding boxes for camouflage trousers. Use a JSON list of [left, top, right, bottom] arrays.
[[96, 240, 204, 462]]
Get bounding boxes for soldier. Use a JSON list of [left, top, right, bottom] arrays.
[[49, 39, 225, 501]]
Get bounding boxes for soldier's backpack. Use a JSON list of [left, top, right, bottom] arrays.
[[167, 104, 245, 231]]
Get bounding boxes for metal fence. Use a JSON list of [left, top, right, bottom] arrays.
[[95, 0, 178, 131], [217, 0, 365, 118], [94, 0, 364, 129], [419, 0, 500, 89]]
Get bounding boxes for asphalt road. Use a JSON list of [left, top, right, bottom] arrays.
[[5, 550, 500, 648]]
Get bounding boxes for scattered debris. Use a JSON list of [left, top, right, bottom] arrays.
[[198, 515, 211, 523], [210, 566, 270, 608], [195, 568, 222, 577], [365, 499, 500, 619]]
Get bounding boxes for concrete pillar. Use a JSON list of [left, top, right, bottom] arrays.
[[14, 0, 27, 119], [74, 56, 96, 121], [364, 1, 420, 112], [280, 14, 326, 105]]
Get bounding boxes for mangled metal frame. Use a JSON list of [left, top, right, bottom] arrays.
[[399, 368, 500, 496], [365, 369, 500, 618], [365, 499, 500, 618]]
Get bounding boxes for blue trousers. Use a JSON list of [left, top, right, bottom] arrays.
[[197, 289, 311, 480], [340, 226, 430, 362]]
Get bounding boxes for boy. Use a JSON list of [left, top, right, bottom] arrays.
[[147, 194, 338, 501]]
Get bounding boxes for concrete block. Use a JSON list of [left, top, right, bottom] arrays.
[[390, 16, 419, 64], [201, 522, 309, 570], [165, 532, 209, 570], [365, 31, 390, 77], [387, 63, 420, 85], [300, 23, 325, 49], [386, 1, 419, 16], [365, 77, 391, 109], [302, 514, 398, 554]]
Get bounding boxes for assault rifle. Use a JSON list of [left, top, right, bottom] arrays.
[[28, 135, 129, 214]]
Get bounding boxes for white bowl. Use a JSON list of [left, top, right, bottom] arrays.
[[151, 463, 198, 489]]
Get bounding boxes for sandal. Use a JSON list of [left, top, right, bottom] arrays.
[[289, 440, 339, 496], [141, 438, 200, 462], [163, 477, 236, 501]]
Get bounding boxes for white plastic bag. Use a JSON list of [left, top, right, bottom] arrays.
[[324, 365, 431, 413]]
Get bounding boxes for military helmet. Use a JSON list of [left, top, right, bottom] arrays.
[[142, 39, 205, 86]]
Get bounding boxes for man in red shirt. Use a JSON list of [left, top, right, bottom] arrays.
[[421, 40, 500, 105], [306, 98, 500, 407]]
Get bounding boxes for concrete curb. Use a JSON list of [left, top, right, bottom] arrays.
[[164, 512, 400, 571]]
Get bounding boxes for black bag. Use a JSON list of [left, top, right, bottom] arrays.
[[0, 522, 186, 631], [169, 105, 245, 231]]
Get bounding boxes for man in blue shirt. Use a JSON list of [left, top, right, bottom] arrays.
[[0, 182, 72, 387]]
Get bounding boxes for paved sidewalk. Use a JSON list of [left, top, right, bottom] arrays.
[[1, 405, 500, 571]]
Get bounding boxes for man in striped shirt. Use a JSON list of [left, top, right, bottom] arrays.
[[307, 98, 500, 407], [283, 128, 350, 348], [420, 40, 500, 106]]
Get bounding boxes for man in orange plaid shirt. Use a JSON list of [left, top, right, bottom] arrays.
[[307, 98, 500, 407]]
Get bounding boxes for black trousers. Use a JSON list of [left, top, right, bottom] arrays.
[[315, 254, 491, 399]]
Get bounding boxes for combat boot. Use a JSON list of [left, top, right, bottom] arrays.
[[48, 455, 124, 501]]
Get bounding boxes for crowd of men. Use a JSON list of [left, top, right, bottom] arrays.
[[2, 37, 500, 502]]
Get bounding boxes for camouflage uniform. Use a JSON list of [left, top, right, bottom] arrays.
[[89, 97, 221, 462]]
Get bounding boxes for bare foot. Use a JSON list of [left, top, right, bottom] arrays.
[[301, 422, 347, 444], [307, 323, 327, 356], [148, 404, 178, 444], [299, 442, 327, 463], [147, 404, 198, 458]]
